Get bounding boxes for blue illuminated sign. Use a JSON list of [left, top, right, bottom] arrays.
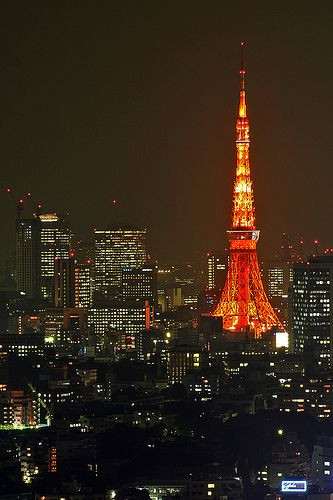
[[281, 480, 307, 493]]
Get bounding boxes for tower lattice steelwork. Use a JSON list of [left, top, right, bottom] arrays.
[[213, 47, 284, 337]]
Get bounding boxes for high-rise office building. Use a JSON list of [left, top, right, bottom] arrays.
[[207, 252, 227, 290], [121, 266, 157, 305], [42, 307, 86, 342], [311, 435, 333, 490], [265, 261, 293, 329], [16, 218, 41, 299], [265, 233, 295, 301], [94, 228, 147, 299], [88, 304, 151, 351], [292, 256, 333, 367], [167, 345, 204, 384], [158, 287, 182, 312], [54, 258, 75, 308], [39, 214, 71, 301], [264, 234, 296, 330], [75, 261, 93, 309], [267, 263, 292, 300]]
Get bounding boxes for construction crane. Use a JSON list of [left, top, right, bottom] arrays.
[[5, 187, 24, 219], [5, 187, 44, 218], [26, 191, 43, 216]]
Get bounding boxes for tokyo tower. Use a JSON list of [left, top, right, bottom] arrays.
[[213, 45, 284, 337]]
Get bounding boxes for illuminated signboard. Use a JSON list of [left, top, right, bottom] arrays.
[[276, 331, 289, 348], [281, 480, 307, 493]]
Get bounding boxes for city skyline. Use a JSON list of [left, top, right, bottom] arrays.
[[0, 1, 332, 268], [1, 4, 333, 497]]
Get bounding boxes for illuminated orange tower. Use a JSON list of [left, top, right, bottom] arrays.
[[213, 45, 284, 337]]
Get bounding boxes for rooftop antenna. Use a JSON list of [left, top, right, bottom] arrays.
[[240, 41, 245, 90]]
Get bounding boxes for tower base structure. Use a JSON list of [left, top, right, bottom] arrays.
[[213, 230, 284, 338]]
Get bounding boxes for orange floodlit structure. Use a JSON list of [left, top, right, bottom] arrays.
[[213, 46, 284, 337]]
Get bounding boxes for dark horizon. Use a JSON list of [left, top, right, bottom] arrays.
[[0, 1, 332, 269]]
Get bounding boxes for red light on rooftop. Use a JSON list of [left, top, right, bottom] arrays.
[[5, 187, 10, 193], [19, 199, 23, 204]]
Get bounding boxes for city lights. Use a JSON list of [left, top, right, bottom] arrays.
[[0, 3, 331, 497]]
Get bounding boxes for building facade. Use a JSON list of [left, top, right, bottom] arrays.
[[122, 266, 157, 305], [292, 256, 333, 367], [94, 228, 146, 299], [16, 218, 41, 299], [55, 257, 75, 308], [75, 261, 93, 309], [207, 252, 227, 290], [39, 214, 71, 301]]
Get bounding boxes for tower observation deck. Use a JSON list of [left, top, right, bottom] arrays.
[[213, 45, 284, 337]]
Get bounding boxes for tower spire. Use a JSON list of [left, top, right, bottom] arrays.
[[240, 41, 245, 90], [239, 42, 246, 117], [233, 41, 253, 230]]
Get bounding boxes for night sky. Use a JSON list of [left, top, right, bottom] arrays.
[[0, 1, 332, 266]]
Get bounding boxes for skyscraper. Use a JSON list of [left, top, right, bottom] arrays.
[[213, 47, 283, 336], [16, 218, 41, 299], [207, 252, 227, 290], [264, 233, 295, 329], [88, 304, 151, 352], [75, 261, 93, 309], [267, 263, 292, 301], [39, 214, 71, 301], [94, 227, 147, 300], [54, 257, 76, 308], [121, 266, 157, 305], [292, 255, 333, 367]]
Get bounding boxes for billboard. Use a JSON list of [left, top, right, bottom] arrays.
[[276, 331, 289, 348], [281, 480, 307, 493]]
